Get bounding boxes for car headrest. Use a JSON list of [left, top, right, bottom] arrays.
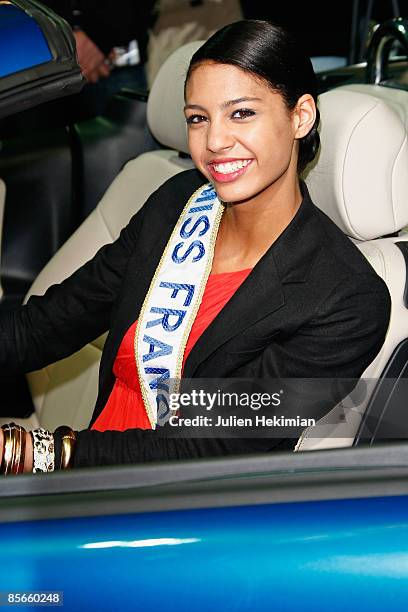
[[305, 87, 408, 240], [147, 40, 204, 154]]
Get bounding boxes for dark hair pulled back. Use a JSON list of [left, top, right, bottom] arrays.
[[185, 20, 320, 174]]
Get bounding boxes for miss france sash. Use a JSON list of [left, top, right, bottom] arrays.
[[135, 183, 224, 429]]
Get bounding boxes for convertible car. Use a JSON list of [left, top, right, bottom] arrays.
[[1, 2, 408, 610]]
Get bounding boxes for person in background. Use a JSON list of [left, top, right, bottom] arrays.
[[146, 0, 243, 87], [43, 0, 158, 118]]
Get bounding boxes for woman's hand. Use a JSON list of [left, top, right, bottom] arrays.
[[74, 30, 110, 83]]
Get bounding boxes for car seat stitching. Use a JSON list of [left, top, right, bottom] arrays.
[[341, 98, 380, 240], [390, 132, 407, 231]]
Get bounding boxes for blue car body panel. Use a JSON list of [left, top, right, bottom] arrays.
[[0, 4, 52, 78], [2, 494, 408, 611]]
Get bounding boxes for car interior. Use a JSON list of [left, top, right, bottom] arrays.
[[0, 37, 408, 456]]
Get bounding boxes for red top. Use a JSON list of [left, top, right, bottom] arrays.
[[92, 268, 252, 432]]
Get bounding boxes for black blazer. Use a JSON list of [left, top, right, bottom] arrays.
[[0, 170, 391, 465]]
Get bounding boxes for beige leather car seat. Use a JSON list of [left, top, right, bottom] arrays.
[[3, 43, 408, 454], [339, 83, 408, 132], [298, 86, 408, 450]]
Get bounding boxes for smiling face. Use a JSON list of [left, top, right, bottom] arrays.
[[184, 61, 313, 205]]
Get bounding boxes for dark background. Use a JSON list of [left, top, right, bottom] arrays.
[[240, 0, 408, 58]]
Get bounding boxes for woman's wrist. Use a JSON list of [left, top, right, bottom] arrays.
[[1, 425, 76, 474]]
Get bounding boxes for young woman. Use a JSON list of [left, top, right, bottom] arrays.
[[0, 20, 390, 474]]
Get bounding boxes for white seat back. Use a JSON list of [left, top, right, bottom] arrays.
[[297, 87, 408, 450], [339, 83, 408, 132]]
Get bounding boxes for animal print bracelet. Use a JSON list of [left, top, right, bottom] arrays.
[[31, 428, 55, 473]]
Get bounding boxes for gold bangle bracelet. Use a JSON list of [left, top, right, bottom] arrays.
[[15, 427, 26, 474], [20, 429, 27, 474], [1, 424, 27, 475], [11, 425, 21, 475], [10, 424, 26, 475], [0, 425, 4, 472], [60, 428, 77, 470], [1, 425, 14, 475], [1, 425, 11, 474], [8, 425, 15, 475]]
